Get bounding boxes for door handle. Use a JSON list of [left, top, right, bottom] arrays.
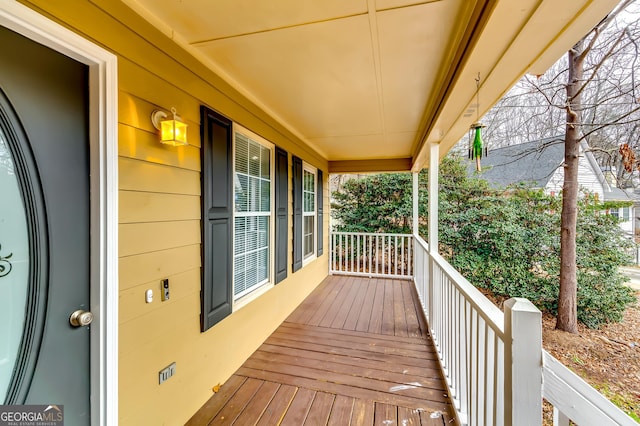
[[69, 310, 93, 327]]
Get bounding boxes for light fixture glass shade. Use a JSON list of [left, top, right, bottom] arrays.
[[160, 118, 188, 146], [151, 108, 188, 146]]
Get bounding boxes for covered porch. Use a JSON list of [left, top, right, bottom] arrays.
[[187, 275, 456, 425], [190, 232, 638, 425], [2, 1, 634, 425]]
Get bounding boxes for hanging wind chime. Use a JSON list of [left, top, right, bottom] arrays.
[[468, 73, 488, 172]]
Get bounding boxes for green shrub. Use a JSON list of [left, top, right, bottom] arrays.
[[331, 156, 637, 328]]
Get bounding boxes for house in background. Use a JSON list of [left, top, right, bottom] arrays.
[[468, 137, 637, 237], [0, 1, 627, 425]]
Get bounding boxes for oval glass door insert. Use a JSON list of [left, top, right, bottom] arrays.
[[0, 121, 29, 400]]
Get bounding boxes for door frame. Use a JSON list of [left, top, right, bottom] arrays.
[[0, 2, 118, 425]]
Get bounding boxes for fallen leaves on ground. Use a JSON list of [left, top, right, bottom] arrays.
[[542, 291, 640, 423]]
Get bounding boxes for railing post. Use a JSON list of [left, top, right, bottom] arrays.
[[504, 298, 543, 426]]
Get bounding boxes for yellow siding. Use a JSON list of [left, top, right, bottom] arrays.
[[118, 221, 201, 258], [20, 1, 330, 424]]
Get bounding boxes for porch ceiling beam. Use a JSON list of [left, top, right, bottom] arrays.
[[328, 158, 412, 174]]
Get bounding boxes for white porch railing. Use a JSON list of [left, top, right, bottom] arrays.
[[414, 234, 539, 424], [330, 231, 638, 425], [330, 232, 413, 278]]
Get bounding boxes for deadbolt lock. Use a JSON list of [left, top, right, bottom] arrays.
[[69, 310, 93, 327]]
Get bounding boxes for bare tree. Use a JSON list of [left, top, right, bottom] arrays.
[[471, 0, 640, 333]]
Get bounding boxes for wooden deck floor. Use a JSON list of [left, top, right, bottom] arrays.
[[186, 275, 457, 425]]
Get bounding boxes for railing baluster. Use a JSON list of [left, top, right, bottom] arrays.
[[368, 235, 372, 275], [338, 234, 342, 272], [381, 234, 384, 275], [356, 233, 361, 273], [400, 236, 405, 276], [487, 326, 496, 426], [350, 233, 354, 273], [376, 235, 380, 275], [496, 338, 505, 425], [330, 233, 334, 272], [393, 236, 396, 275], [478, 316, 487, 423], [386, 235, 389, 275]]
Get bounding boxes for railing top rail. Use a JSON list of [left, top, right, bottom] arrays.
[[542, 350, 638, 425], [414, 234, 505, 335], [331, 231, 413, 238], [414, 233, 428, 251]]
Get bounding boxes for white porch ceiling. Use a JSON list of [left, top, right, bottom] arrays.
[[123, 0, 619, 172]]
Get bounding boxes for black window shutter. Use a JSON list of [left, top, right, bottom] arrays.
[[292, 155, 303, 272], [200, 106, 233, 331], [275, 147, 288, 283], [317, 169, 323, 256]]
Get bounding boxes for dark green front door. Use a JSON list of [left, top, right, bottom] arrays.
[[0, 25, 91, 424]]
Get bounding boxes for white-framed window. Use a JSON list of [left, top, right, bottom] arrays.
[[623, 206, 630, 221], [233, 127, 274, 302], [303, 164, 316, 262]]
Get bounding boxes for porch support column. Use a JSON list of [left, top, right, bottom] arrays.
[[412, 171, 419, 235], [427, 142, 439, 323], [428, 142, 439, 252]]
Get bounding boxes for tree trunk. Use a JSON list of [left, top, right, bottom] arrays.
[[557, 41, 584, 333]]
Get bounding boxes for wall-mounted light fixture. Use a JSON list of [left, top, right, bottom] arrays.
[[151, 107, 188, 146]]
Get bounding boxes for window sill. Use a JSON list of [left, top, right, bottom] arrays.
[[302, 253, 317, 268], [233, 282, 274, 311]]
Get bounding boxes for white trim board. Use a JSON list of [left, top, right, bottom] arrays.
[[0, 2, 119, 425]]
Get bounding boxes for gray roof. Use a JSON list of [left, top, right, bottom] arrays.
[[604, 186, 633, 202], [466, 137, 564, 189]]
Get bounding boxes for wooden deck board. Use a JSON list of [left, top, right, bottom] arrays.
[[185, 375, 246, 426], [233, 381, 280, 426], [285, 278, 332, 324], [355, 279, 377, 332], [319, 276, 355, 328], [236, 366, 449, 413], [381, 281, 396, 335], [247, 350, 446, 391], [187, 275, 457, 425], [342, 278, 368, 330], [280, 321, 429, 346], [257, 344, 444, 380], [240, 357, 446, 401], [398, 405, 422, 425], [280, 388, 315, 425], [393, 281, 409, 337], [327, 395, 355, 425], [254, 384, 297, 426], [271, 322, 432, 352], [308, 275, 345, 326], [305, 392, 334, 425], [368, 279, 385, 334], [351, 399, 375, 424], [375, 403, 397, 426], [330, 276, 361, 329], [210, 377, 262, 425]]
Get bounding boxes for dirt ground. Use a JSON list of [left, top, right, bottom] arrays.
[[541, 290, 640, 422]]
